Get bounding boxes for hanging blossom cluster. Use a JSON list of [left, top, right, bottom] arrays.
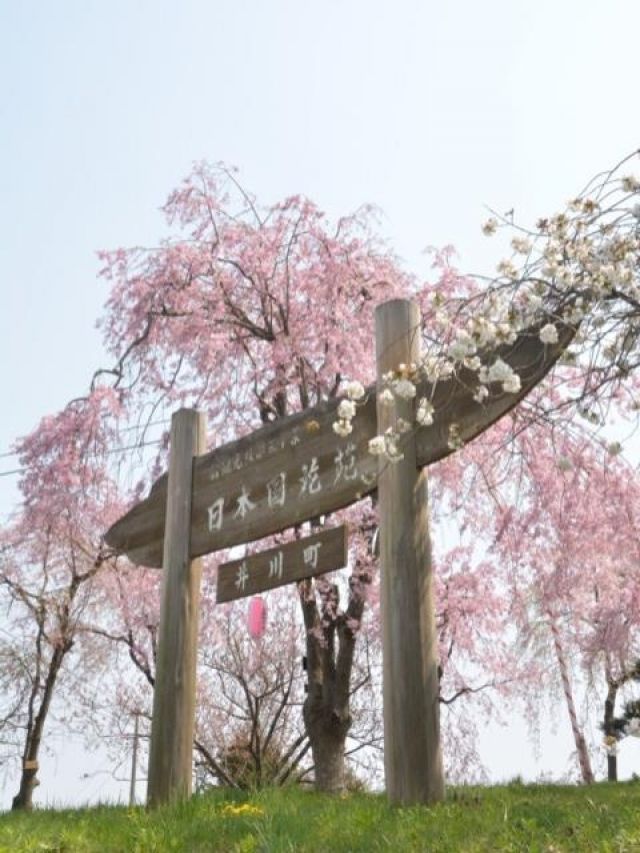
[[334, 152, 640, 461], [333, 381, 366, 436]]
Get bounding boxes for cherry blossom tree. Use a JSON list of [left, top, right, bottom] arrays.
[[90, 573, 310, 789], [93, 164, 419, 792], [452, 417, 640, 783], [0, 391, 121, 810]]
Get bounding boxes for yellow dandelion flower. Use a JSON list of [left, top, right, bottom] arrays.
[[221, 802, 265, 817]]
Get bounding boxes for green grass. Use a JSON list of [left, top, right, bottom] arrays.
[[1, 782, 639, 852]]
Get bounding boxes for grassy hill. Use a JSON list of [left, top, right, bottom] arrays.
[[1, 781, 639, 852]]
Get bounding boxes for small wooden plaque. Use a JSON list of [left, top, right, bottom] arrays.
[[216, 525, 348, 603]]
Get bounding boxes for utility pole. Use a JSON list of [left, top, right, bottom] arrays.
[[129, 712, 140, 806]]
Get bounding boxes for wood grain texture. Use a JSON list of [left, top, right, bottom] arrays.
[[376, 299, 444, 806], [147, 409, 206, 807], [105, 314, 574, 567], [216, 525, 348, 603]]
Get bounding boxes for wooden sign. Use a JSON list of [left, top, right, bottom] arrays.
[[216, 525, 348, 604], [111, 298, 578, 810], [105, 320, 573, 567]]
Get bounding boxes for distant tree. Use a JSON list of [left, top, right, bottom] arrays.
[[93, 567, 382, 791], [602, 661, 640, 780]]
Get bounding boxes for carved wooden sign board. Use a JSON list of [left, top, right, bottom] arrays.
[[216, 525, 348, 604], [105, 321, 572, 567]]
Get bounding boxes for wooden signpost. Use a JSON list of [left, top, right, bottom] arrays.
[[217, 526, 348, 604], [105, 298, 572, 808], [147, 409, 205, 808], [376, 300, 443, 804]]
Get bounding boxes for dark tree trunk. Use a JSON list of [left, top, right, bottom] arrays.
[[604, 678, 618, 782], [306, 717, 348, 793], [298, 561, 367, 793], [11, 766, 40, 812], [12, 643, 68, 811], [7, 539, 93, 811]]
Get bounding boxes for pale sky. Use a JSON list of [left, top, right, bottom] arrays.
[[1, 0, 639, 807]]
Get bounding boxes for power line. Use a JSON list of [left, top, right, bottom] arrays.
[[0, 418, 171, 461], [0, 438, 166, 479], [105, 437, 166, 457]]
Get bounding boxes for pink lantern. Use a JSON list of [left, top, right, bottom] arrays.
[[247, 596, 267, 639]]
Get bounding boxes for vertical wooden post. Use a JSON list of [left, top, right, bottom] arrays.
[[375, 299, 444, 806], [147, 408, 206, 807], [129, 712, 139, 806]]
